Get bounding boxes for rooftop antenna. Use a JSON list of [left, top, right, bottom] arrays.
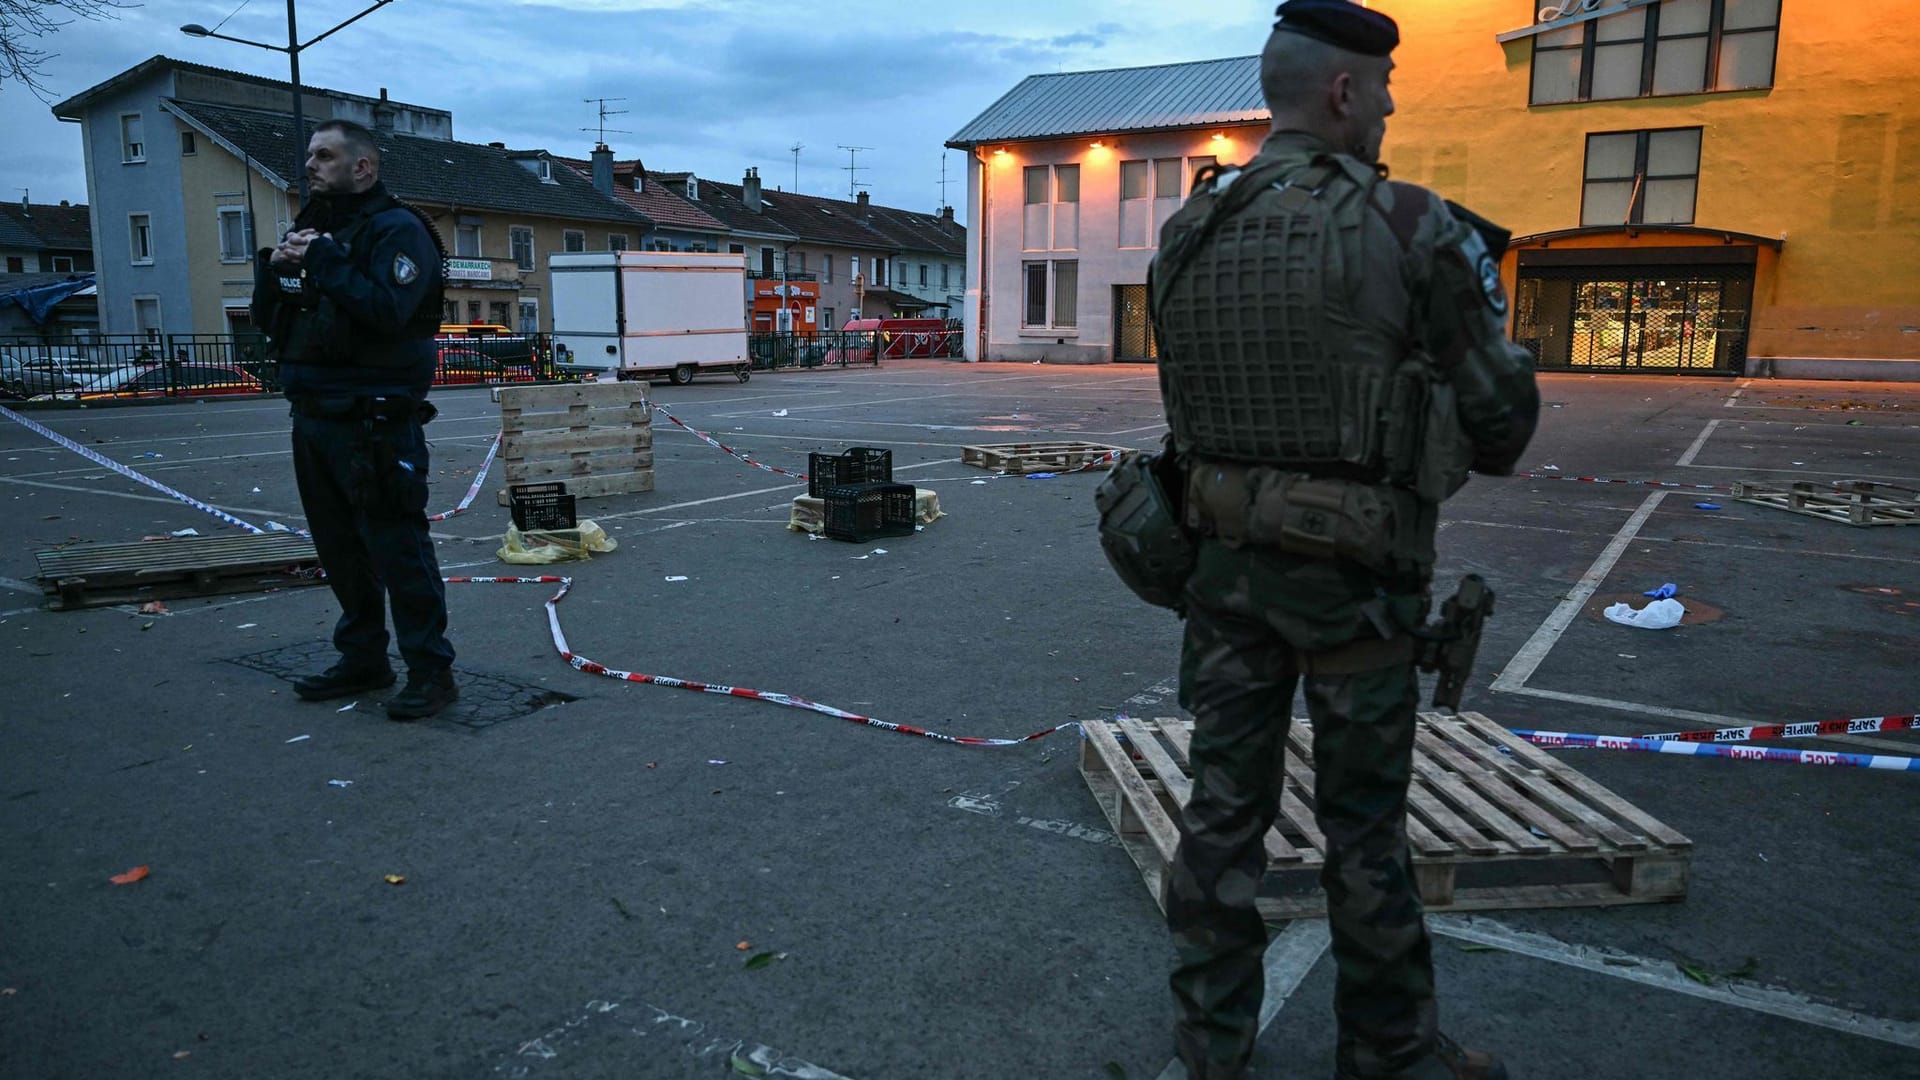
[[837, 144, 872, 200], [789, 142, 805, 193], [581, 98, 631, 145], [936, 153, 953, 210]]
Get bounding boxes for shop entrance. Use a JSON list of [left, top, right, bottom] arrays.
[[1513, 248, 1756, 375], [1112, 283, 1159, 363]]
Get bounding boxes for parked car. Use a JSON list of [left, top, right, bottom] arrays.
[[63, 363, 264, 401], [5, 354, 117, 397], [435, 346, 535, 386]]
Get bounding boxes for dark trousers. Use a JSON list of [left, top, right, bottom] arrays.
[[1167, 550, 1435, 1079], [290, 410, 454, 675]]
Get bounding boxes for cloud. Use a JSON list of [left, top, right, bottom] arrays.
[[0, 0, 1266, 218]]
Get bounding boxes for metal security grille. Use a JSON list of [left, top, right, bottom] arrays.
[[1112, 284, 1159, 362], [1514, 263, 1752, 375]]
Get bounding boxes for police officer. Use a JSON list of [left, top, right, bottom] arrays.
[[252, 118, 459, 721], [1147, 3, 1540, 1077]]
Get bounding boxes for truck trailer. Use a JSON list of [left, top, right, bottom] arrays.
[[548, 251, 752, 385]]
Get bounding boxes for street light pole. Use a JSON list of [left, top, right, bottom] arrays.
[[181, 0, 395, 202]]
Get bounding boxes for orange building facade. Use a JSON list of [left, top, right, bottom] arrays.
[[1381, 0, 1920, 377]]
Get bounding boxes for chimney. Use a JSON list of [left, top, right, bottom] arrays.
[[742, 166, 762, 213], [373, 87, 395, 135], [856, 190, 870, 217], [488, 141, 506, 149], [940, 205, 955, 223], [591, 143, 615, 196]]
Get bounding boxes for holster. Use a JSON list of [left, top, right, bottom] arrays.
[[1185, 460, 1436, 581]]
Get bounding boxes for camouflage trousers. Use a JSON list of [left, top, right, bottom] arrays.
[[1167, 544, 1436, 1079]]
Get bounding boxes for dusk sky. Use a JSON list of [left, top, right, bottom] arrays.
[[3, 0, 1273, 221]]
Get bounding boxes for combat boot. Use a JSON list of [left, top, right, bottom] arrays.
[[385, 668, 458, 720], [293, 662, 396, 702], [1337, 1034, 1509, 1080]]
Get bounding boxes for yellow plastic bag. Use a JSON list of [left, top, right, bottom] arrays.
[[497, 520, 618, 564]]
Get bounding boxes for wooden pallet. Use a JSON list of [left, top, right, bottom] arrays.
[[1730, 480, 1919, 526], [497, 382, 654, 504], [34, 533, 324, 610], [1080, 711, 1691, 919], [960, 441, 1125, 475]]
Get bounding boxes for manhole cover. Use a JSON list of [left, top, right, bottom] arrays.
[[226, 641, 578, 732]]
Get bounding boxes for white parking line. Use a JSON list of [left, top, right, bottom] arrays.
[[1430, 915, 1920, 1050], [1675, 418, 1722, 467]]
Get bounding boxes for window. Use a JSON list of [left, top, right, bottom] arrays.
[[1530, 0, 1779, 105], [180, 131, 197, 156], [133, 295, 161, 340], [821, 306, 835, 330], [128, 213, 153, 264], [608, 233, 629, 251], [510, 226, 534, 271], [1021, 259, 1078, 329], [940, 263, 950, 289], [51, 256, 75, 272], [761, 247, 775, 276], [919, 263, 928, 286], [6, 257, 23, 273], [466, 300, 482, 323], [792, 251, 807, 275], [1022, 164, 1080, 250], [455, 222, 482, 258], [120, 114, 145, 162], [728, 243, 744, 254], [1120, 155, 1214, 247], [875, 258, 888, 286], [564, 230, 586, 253], [518, 299, 539, 334], [822, 254, 833, 283], [686, 177, 700, 200], [488, 301, 511, 326], [217, 206, 253, 262], [1582, 128, 1702, 226], [444, 300, 459, 324]]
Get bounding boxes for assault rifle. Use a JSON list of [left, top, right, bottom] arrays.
[[1418, 574, 1494, 713]]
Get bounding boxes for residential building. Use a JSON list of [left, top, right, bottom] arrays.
[[948, 57, 1263, 364], [51, 56, 649, 340], [555, 149, 732, 255], [952, 3, 1919, 377], [0, 199, 94, 277], [861, 201, 967, 319]]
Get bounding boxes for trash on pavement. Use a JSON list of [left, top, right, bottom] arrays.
[[1695, 503, 1722, 510], [110, 865, 151, 885], [1642, 583, 1679, 599], [497, 521, 618, 564], [1604, 597, 1686, 630], [327, 779, 354, 788]]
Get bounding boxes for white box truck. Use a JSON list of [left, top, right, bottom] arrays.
[[548, 251, 752, 385]]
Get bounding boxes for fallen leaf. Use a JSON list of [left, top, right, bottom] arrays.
[[736, 940, 751, 951], [743, 950, 784, 970], [611, 897, 635, 921], [384, 874, 406, 886], [1679, 962, 1714, 986], [110, 865, 151, 885], [729, 1049, 770, 1077], [141, 622, 155, 631]]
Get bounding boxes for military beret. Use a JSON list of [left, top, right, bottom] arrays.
[[1273, 0, 1400, 57]]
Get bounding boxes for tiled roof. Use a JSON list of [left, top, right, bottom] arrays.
[[0, 202, 92, 251], [680, 179, 963, 255], [667, 179, 798, 243], [53, 55, 443, 121], [948, 56, 1265, 146], [166, 101, 648, 226], [552, 157, 730, 235], [860, 203, 965, 259]]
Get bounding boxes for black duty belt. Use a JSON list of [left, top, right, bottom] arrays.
[[288, 395, 435, 424]]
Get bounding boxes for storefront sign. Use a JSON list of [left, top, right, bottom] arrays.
[[1495, 0, 1654, 43], [447, 258, 492, 282]]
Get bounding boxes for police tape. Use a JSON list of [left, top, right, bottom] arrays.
[[650, 405, 809, 482], [427, 432, 501, 522], [1636, 713, 1920, 745], [0, 402, 266, 533], [443, 573, 1082, 748], [1512, 728, 1920, 772], [1513, 472, 1728, 491]]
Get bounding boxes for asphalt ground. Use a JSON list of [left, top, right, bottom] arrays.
[[2, 362, 1917, 1080]]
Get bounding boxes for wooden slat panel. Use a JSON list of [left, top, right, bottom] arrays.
[[1415, 724, 1599, 852], [36, 534, 316, 577], [1081, 721, 1180, 867], [1117, 717, 1191, 805], [1403, 773, 1507, 855], [1458, 713, 1693, 850], [499, 383, 648, 411], [504, 427, 651, 460], [503, 407, 652, 434], [1422, 719, 1632, 851], [502, 453, 653, 484]]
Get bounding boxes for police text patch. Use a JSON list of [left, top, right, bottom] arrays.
[[392, 253, 418, 285], [1476, 254, 1506, 315]]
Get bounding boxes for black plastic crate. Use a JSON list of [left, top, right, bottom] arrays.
[[822, 481, 916, 543], [509, 482, 576, 530], [807, 446, 892, 499]]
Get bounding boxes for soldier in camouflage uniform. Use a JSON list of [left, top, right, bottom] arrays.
[[1150, 3, 1540, 1078]]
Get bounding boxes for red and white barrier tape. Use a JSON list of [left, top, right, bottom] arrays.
[[1513, 728, 1920, 772], [650, 405, 809, 482], [2, 403, 266, 533], [428, 432, 501, 521], [1637, 714, 1920, 745], [444, 574, 1080, 748]]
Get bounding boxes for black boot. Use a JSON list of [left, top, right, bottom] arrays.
[[293, 662, 396, 702], [385, 668, 458, 720], [1341, 1034, 1509, 1080]]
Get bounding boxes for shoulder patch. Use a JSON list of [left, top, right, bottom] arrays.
[[1477, 252, 1507, 315], [392, 252, 418, 286]]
